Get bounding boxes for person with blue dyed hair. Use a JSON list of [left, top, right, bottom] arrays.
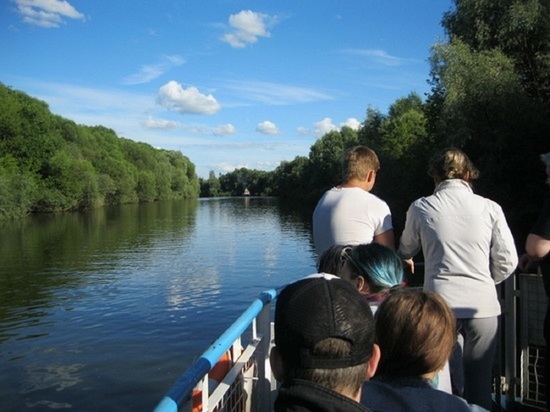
[[318, 243, 404, 313]]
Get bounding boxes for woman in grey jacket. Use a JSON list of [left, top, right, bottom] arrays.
[[398, 148, 518, 410]]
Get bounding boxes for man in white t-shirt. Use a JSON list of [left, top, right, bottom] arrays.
[[312, 146, 394, 258]]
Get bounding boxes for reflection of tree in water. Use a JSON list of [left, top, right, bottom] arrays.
[[0, 200, 199, 333]]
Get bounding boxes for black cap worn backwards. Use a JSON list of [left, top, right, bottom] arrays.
[[275, 275, 375, 369]]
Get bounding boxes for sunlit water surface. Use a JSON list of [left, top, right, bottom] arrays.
[[0, 197, 317, 411]]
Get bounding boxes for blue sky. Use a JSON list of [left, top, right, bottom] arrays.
[[1, 0, 453, 178]]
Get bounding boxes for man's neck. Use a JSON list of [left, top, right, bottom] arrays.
[[340, 178, 369, 191]]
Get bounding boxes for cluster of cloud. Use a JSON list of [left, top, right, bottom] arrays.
[[308, 117, 362, 138], [221, 10, 274, 48], [15, 4, 366, 148], [14, 0, 85, 28]]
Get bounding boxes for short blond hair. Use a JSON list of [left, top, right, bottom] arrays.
[[343, 146, 380, 181]]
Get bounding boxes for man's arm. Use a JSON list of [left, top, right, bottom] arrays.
[[373, 229, 394, 250], [525, 233, 550, 260], [520, 195, 550, 271]]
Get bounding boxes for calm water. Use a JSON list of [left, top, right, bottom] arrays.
[[0, 197, 318, 411]]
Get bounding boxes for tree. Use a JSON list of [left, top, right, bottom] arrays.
[[200, 170, 222, 197], [425, 1, 550, 242], [442, 0, 550, 110], [0, 83, 200, 219]]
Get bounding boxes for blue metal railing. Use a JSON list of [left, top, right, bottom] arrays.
[[154, 288, 279, 412]]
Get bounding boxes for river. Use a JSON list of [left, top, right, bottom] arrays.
[[0, 197, 318, 411]]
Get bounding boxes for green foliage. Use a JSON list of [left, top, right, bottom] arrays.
[[200, 170, 222, 197], [0, 155, 39, 219], [271, 156, 312, 201], [428, 0, 550, 242], [443, 0, 550, 108], [0, 83, 200, 219]]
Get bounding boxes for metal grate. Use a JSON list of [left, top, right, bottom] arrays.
[[520, 274, 548, 410], [522, 345, 546, 409], [207, 359, 255, 412]]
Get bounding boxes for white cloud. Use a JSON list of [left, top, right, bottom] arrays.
[[313, 117, 338, 138], [343, 48, 410, 67], [221, 10, 272, 48], [14, 0, 85, 28], [308, 117, 360, 138], [226, 80, 331, 105], [339, 117, 361, 130], [143, 116, 181, 130], [123, 55, 185, 85], [212, 124, 237, 136], [157, 80, 221, 115], [256, 120, 280, 135]]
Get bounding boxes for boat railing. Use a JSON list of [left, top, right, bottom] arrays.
[[153, 287, 282, 412], [154, 268, 548, 411]]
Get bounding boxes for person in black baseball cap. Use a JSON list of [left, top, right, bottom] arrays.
[[270, 274, 380, 412]]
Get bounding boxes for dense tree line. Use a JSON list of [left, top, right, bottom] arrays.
[[0, 84, 199, 220], [201, 0, 549, 247]]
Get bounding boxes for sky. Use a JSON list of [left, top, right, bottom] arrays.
[[0, 0, 454, 178]]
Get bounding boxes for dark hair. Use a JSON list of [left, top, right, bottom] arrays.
[[374, 289, 456, 377], [427, 148, 479, 182], [283, 338, 369, 395], [317, 244, 350, 275], [344, 243, 403, 294], [343, 146, 380, 182]]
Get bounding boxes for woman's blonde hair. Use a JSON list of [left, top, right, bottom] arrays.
[[428, 148, 479, 182], [374, 289, 456, 377]]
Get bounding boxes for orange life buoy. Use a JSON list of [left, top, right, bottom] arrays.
[[192, 351, 232, 412]]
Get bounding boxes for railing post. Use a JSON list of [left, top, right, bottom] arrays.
[[504, 273, 518, 409], [252, 297, 274, 411]]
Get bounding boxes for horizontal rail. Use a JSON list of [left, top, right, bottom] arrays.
[[154, 288, 279, 412]]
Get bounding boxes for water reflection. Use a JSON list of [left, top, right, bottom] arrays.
[[21, 362, 84, 394], [0, 197, 316, 410]]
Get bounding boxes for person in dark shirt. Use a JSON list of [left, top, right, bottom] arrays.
[[519, 152, 550, 411], [270, 275, 380, 412]]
